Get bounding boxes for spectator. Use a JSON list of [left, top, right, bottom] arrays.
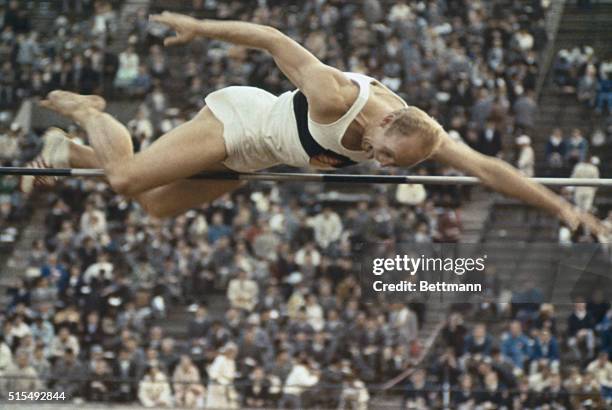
[[244, 366, 271, 408], [227, 270, 259, 312], [112, 348, 139, 403], [207, 343, 239, 409], [1, 349, 41, 394], [477, 120, 503, 157], [571, 156, 600, 212], [86, 357, 112, 402], [501, 321, 531, 372], [173, 355, 205, 408], [280, 357, 320, 409], [114, 46, 140, 90], [586, 352, 612, 404], [565, 128, 588, 167], [138, 364, 173, 408], [513, 90, 538, 132], [567, 302, 596, 361], [516, 135, 535, 177], [309, 207, 343, 250], [544, 128, 567, 171], [51, 348, 86, 399]]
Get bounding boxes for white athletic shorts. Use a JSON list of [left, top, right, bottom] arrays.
[[205, 86, 310, 173]]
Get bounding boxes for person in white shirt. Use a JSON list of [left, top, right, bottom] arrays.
[[516, 135, 535, 177], [586, 352, 612, 404], [207, 343, 239, 409], [571, 156, 600, 212], [279, 357, 320, 409], [114, 46, 140, 89], [138, 364, 173, 407], [304, 294, 325, 332], [309, 207, 343, 250], [227, 270, 259, 312]]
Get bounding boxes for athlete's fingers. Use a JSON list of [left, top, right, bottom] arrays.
[[39, 100, 53, 109], [149, 13, 176, 28], [163, 34, 189, 47]]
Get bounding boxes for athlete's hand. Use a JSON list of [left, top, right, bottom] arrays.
[[558, 204, 609, 241], [149, 11, 202, 46]]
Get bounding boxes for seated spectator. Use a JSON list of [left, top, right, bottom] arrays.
[[138, 364, 173, 408], [545, 128, 567, 171], [476, 370, 511, 408], [49, 327, 80, 359], [476, 121, 502, 157], [565, 128, 588, 168], [112, 348, 139, 403], [501, 321, 531, 373], [309, 207, 343, 251], [207, 343, 239, 409], [403, 369, 436, 408], [513, 90, 538, 132], [114, 46, 139, 90], [586, 352, 612, 405], [337, 371, 369, 410], [280, 357, 320, 409], [530, 329, 560, 373], [51, 348, 86, 399], [187, 304, 211, 339], [541, 373, 571, 408], [1, 349, 41, 394], [227, 270, 259, 312], [442, 313, 467, 357], [463, 323, 493, 358], [244, 366, 271, 408], [567, 302, 596, 361], [30, 342, 49, 381], [173, 355, 205, 408], [86, 357, 112, 402], [452, 374, 476, 408]]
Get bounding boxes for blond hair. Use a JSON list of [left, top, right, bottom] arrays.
[[385, 106, 444, 162]]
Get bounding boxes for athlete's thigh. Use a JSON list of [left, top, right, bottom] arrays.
[[136, 177, 244, 218], [126, 106, 228, 192]]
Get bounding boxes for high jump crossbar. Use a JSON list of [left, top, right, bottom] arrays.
[[0, 167, 610, 187]]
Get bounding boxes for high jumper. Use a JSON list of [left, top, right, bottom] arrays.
[[25, 11, 606, 236]]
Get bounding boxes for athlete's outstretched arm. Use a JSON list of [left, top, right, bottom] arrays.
[[431, 135, 607, 236], [150, 12, 353, 118]]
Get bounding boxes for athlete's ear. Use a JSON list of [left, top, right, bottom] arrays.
[[380, 113, 395, 128]]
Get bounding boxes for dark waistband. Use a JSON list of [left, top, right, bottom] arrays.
[[292, 91, 357, 169]]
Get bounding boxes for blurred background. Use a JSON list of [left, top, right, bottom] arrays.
[[0, 0, 612, 408]]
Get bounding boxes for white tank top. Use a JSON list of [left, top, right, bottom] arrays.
[[306, 72, 375, 163]]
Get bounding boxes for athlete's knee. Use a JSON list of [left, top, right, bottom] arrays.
[[106, 167, 143, 198]]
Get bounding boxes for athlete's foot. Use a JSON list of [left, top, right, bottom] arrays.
[[19, 128, 71, 194], [39, 90, 106, 123]]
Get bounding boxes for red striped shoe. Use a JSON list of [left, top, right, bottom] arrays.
[[19, 127, 70, 194]]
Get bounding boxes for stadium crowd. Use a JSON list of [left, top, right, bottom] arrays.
[[1, 0, 612, 409]]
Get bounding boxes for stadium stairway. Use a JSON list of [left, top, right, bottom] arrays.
[[534, 2, 612, 162], [529, 1, 612, 325]]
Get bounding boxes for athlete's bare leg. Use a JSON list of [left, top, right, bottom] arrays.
[[67, 142, 242, 218], [41, 90, 229, 197], [41, 90, 241, 217]]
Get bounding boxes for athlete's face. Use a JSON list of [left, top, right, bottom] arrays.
[[364, 127, 428, 168], [363, 126, 400, 167]]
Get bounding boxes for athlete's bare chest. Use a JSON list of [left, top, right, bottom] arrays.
[[340, 84, 406, 151]]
